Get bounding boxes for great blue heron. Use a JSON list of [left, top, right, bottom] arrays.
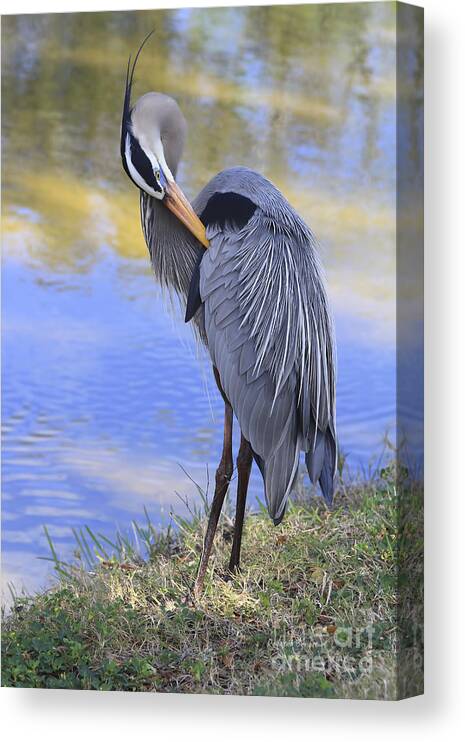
[[121, 37, 337, 595]]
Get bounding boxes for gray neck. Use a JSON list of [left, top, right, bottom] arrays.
[[140, 192, 205, 335]]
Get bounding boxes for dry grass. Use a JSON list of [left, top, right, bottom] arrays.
[[1, 471, 423, 699]]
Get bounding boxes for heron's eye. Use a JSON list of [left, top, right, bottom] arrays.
[[153, 168, 165, 199]]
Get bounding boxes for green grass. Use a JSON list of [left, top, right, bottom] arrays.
[[1, 469, 423, 699]]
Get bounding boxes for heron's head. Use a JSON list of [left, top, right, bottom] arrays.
[[121, 34, 208, 247]]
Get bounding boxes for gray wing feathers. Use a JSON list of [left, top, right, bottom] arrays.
[[306, 426, 337, 505], [200, 195, 336, 519], [319, 428, 337, 503]]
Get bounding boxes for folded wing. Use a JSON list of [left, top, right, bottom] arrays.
[[196, 170, 337, 520]]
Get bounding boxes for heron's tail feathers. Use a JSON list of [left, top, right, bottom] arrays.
[[255, 436, 301, 524], [305, 427, 337, 505]]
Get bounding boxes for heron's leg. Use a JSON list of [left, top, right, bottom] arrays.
[[193, 401, 233, 596], [228, 434, 253, 574]]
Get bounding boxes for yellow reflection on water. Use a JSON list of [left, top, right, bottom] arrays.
[[2, 164, 396, 339], [1, 2, 422, 343]]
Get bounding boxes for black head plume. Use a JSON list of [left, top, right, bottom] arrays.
[[121, 30, 155, 175]]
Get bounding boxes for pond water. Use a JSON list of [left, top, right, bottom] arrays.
[[1, 5, 422, 596]]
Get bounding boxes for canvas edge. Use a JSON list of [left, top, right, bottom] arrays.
[[395, 0, 425, 701]]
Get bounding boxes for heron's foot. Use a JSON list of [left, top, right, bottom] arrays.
[[191, 575, 206, 601], [221, 564, 241, 583], [182, 589, 196, 607]]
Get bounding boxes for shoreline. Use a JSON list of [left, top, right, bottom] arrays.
[[1, 474, 423, 700]]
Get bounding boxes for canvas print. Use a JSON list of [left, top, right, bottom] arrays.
[[1, 2, 424, 700]]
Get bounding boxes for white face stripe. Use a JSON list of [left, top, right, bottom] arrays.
[[130, 112, 175, 184], [151, 139, 175, 183], [136, 135, 174, 184], [124, 133, 164, 200]]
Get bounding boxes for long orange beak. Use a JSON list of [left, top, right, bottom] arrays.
[[164, 180, 209, 249]]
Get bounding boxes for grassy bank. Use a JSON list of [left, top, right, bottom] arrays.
[[1, 472, 423, 699]]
